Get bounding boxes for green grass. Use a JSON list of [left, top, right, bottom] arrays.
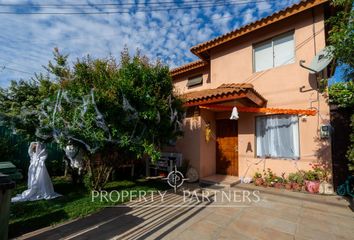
[[9, 176, 168, 238]]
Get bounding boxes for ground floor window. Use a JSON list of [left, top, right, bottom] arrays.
[[256, 114, 299, 159]]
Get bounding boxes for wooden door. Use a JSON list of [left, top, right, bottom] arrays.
[[216, 119, 238, 176]]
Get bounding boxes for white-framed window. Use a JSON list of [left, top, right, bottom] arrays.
[[256, 114, 300, 159], [253, 31, 295, 72]]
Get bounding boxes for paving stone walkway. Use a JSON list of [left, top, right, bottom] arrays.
[[17, 184, 354, 240]]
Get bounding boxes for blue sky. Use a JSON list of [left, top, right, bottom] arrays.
[[0, 0, 302, 88]]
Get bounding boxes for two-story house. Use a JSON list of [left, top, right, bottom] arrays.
[[170, 0, 335, 184]]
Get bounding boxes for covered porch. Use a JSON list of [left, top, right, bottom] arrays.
[[177, 83, 316, 182], [180, 83, 266, 180]]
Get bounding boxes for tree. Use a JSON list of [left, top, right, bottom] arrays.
[[327, 0, 354, 80], [328, 0, 354, 172], [0, 78, 57, 139], [35, 49, 184, 189], [0, 49, 184, 189], [329, 82, 354, 171]]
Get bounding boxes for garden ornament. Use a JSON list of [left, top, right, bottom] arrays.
[[186, 167, 199, 183], [205, 122, 212, 142], [240, 176, 252, 184], [318, 181, 334, 195], [11, 142, 61, 202]]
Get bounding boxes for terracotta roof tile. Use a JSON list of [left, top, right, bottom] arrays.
[[181, 83, 266, 106], [191, 0, 328, 59], [171, 0, 329, 77], [170, 60, 207, 77]]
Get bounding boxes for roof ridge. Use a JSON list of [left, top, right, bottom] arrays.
[[190, 0, 328, 58], [170, 0, 329, 77], [170, 59, 207, 77], [217, 83, 254, 89]]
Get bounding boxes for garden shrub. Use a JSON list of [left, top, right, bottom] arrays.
[[0, 48, 185, 190]]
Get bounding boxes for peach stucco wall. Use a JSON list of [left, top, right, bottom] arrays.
[[174, 116, 202, 173], [173, 5, 331, 179], [170, 109, 217, 177], [173, 66, 210, 95]]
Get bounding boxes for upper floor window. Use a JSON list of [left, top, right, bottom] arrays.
[[187, 75, 203, 88], [253, 31, 295, 72]]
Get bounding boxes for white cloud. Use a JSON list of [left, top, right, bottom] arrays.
[[256, 1, 272, 17], [0, 0, 301, 87], [242, 8, 257, 25]]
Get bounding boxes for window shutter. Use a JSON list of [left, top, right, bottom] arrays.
[[187, 75, 203, 87], [254, 41, 273, 72], [273, 33, 295, 67]]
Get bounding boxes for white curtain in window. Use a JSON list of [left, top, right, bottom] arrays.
[[273, 33, 295, 67], [254, 41, 273, 72], [256, 115, 299, 159]]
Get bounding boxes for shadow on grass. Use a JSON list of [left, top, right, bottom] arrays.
[[20, 193, 212, 239], [24, 207, 143, 240], [9, 209, 69, 238], [9, 177, 170, 238], [9, 193, 87, 238]]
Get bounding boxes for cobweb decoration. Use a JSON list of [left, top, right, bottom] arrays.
[[122, 94, 139, 120], [35, 85, 184, 154], [168, 95, 183, 132], [36, 88, 115, 153]]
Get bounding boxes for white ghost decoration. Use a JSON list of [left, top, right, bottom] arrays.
[[12, 142, 61, 202], [230, 106, 239, 120]]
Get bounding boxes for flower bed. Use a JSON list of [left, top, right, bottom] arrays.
[[252, 162, 333, 194]]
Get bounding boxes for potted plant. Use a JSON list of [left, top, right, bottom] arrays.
[[273, 177, 284, 189], [274, 173, 286, 189], [263, 168, 277, 187], [292, 182, 303, 192], [283, 172, 292, 190], [284, 181, 292, 190], [288, 172, 304, 191], [311, 162, 333, 194], [253, 172, 263, 186], [304, 170, 320, 193]]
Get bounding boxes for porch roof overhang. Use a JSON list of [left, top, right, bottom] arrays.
[[200, 105, 317, 116], [181, 83, 317, 116], [181, 83, 267, 108]]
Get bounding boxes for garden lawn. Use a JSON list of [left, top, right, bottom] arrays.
[[9, 176, 168, 238]]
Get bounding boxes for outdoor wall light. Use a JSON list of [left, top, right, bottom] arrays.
[[230, 106, 239, 120]]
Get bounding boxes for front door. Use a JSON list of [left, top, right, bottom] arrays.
[[216, 119, 238, 176]]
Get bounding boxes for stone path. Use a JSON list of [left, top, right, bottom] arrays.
[[16, 184, 354, 240]]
